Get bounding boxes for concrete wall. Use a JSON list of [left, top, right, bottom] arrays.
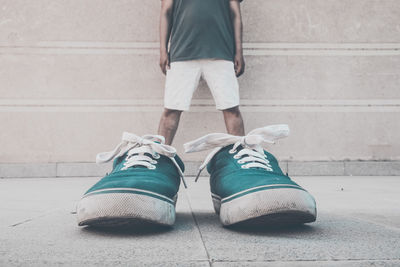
[[1, 0, 399, 167]]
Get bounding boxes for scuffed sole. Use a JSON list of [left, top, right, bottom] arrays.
[[77, 192, 176, 227], [214, 188, 317, 226]]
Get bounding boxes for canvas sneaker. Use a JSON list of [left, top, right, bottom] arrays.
[[77, 132, 185, 227], [184, 125, 316, 226]]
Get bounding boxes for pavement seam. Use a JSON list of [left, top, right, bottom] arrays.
[[331, 212, 400, 233], [8, 208, 62, 227], [184, 189, 213, 267], [212, 259, 400, 263], [350, 217, 400, 233]]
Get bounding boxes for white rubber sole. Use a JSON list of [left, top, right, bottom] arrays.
[[213, 188, 317, 226], [76, 191, 177, 227]]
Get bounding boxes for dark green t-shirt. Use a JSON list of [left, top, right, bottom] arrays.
[[169, 0, 242, 63]]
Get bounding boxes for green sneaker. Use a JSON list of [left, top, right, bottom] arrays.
[[77, 132, 185, 227], [184, 125, 316, 226]]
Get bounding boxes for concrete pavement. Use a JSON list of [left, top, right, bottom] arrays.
[[1, 176, 400, 266]]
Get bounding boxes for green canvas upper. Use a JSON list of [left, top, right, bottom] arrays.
[[83, 151, 184, 202], [207, 144, 304, 202], [169, 0, 242, 63]]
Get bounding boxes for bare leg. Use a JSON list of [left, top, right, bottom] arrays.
[[158, 108, 183, 145], [222, 105, 245, 136]]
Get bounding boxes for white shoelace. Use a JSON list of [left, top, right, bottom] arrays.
[[184, 124, 290, 182], [96, 132, 187, 188]]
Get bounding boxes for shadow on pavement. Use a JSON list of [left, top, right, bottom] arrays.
[[190, 211, 320, 236], [227, 223, 317, 235], [79, 211, 319, 237], [80, 221, 173, 237], [79, 212, 200, 236]]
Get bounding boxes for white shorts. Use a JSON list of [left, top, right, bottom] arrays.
[[164, 59, 240, 111]]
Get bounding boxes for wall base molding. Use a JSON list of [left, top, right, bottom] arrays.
[[1, 42, 399, 56], [1, 161, 399, 178]]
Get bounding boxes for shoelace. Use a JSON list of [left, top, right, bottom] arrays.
[[184, 124, 290, 182], [96, 132, 187, 188]]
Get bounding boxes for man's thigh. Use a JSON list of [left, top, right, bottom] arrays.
[[164, 61, 202, 111], [201, 60, 240, 110]]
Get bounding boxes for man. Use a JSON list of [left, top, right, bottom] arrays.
[[76, 0, 316, 228], [158, 0, 245, 145]]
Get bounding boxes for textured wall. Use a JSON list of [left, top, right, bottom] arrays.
[[1, 0, 399, 163]]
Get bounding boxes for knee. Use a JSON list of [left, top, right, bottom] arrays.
[[222, 106, 241, 116], [162, 108, 183, 118]]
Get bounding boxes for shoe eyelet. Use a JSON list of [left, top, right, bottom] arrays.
[[153, 153, 160, 159], [238, 160, 244, 164], [241, 165, 248, 169], [229, 149, 237, 154], [233, 154, 240, 159], [148, 165, 156, 170], [151, 160, 158, 164]]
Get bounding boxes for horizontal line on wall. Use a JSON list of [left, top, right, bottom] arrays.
[[244, 43, 400, 50], [1, 99, 400, 113], [3, 41, 400, 49], [246, 50, 400, 56], [2, 161, 400, 177], [1, 99, 400, 107], [0, 42, 399, 56], [1, 99, 399, 112], [1, 106, 399, 113]]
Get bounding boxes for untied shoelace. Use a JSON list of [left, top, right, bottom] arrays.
[[183, 124, 290, 182], [96, 132, 187, 188]]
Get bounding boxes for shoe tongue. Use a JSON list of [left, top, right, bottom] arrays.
[[205, 144, 236, 173], [228, 143, 245, 152]]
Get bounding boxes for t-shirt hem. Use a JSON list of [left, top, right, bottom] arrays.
[[170, 55, 234, 63]]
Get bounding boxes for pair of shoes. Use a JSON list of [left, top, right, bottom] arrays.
[[76, 125, 317, 227]]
